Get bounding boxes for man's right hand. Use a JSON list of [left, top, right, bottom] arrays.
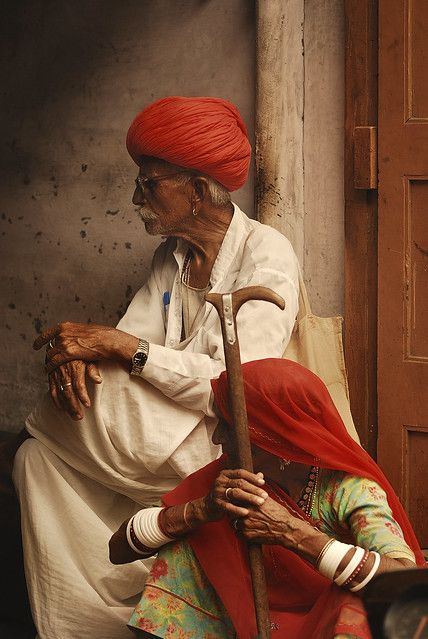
[[48, 360, 102, 420]]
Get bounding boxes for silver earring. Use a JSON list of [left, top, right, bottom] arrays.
[[192, 203, 197, 216], [279, 458, 291, 471]]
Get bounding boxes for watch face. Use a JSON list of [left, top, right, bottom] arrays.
[[133, 352, 148, 367]]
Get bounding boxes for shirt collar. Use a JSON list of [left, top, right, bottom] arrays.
[[172, 203, 246, 286]]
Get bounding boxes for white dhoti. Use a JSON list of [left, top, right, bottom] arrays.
[[13, 362, 218, 639], [13, 204, 300, 637]]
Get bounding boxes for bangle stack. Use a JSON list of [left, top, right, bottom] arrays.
[[342, 550, 370, 587], [349, 552, 381, 592], [318, 540, 354, 580], [126, 518, 154, 556], [316, 538, 381, 591], [126, 507, 175, 555]]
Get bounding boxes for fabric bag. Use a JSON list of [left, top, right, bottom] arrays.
[[283, 271, 360, 443]]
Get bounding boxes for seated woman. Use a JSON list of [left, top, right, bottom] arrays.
[[109, 359, 424, 639]]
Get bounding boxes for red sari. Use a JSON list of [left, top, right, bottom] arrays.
[[163, 359, 424, 639]]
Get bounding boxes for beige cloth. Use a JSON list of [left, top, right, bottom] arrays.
[[14, 438, 150, 639], [284, 270, 360, 443]]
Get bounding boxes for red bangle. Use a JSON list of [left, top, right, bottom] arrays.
[[343, 550, 370, 586]]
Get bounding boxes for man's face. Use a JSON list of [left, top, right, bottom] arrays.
[[132, 158, 193, 236]]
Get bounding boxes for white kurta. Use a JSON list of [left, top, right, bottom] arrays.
[[13, 204, 299, 639]]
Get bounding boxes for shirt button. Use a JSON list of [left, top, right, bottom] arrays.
[[169, 340, 175, 346]]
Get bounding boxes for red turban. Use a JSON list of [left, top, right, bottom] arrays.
[[126, 96, 251, 192]]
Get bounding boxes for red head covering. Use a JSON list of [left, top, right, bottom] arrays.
[[164, 359, 424, 638], [212, 358, 423, 564], [126, 96, 251, 191]]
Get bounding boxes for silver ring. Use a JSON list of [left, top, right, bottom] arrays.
[[60, 382, 72, 391], [232, 519, 239, 531], [48, 339, 56, 349], [59, 384, 64, 391], [225, 487, 233, 502]]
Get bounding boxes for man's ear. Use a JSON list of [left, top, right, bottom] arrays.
[[190, 176, 209, 204]]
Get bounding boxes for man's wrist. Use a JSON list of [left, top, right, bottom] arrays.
[[130, 338, 150, 376]]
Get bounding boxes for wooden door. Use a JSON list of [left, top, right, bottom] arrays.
[[378, 0, 428, 547]]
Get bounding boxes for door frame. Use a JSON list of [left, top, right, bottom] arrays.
[[344, 0, 378, 456]]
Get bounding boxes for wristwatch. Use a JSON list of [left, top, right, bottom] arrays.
[[130, 338, 150, 376]]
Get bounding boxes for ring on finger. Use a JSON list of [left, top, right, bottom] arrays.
[[60, 382, 72, 392], [225, 487, 233, 502]]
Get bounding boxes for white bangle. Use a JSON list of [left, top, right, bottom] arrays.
[[318, 540, 355, 580], [125, 517, 150, 555], [349, 551, 381, 592], [334, 546, 365, 586], [132, 507, 174, 548]]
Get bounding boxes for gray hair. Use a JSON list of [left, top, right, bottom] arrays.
[[174, 172, 231, 208]]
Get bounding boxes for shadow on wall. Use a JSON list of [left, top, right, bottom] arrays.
[[0, 0, 256, 175]]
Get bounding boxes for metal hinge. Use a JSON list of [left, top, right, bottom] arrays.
[[354, 126, 378, 189]]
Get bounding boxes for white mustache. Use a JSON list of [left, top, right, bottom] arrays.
[[136, 207, 158, 221]]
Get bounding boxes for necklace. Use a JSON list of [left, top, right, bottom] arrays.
[[181, 250, 210, 338], [181, 250, 192, 286], [297, 465, 320, 516]]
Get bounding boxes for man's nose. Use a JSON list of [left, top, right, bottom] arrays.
[[132, 187, 145, 206], [212, 430, 221, 445]]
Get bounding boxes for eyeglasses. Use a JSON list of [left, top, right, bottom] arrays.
[[134, 171, 189, 197]]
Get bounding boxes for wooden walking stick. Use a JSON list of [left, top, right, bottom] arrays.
[[206, 286, 285, 639]]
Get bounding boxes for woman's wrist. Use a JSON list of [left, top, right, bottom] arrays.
[[160, 499, 209, 538], [281, 520, 331, 565], [187, 497, 218, 525]]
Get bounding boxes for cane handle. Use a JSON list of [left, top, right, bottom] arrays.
[[205, 286, 285, 320]]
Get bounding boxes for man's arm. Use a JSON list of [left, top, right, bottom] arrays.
[[139, 266, 299, 416]]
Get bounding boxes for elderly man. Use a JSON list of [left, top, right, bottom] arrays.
[[12, 97, 299, 639]]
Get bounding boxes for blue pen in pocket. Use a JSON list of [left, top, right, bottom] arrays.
[[162, 291, 170, 323]]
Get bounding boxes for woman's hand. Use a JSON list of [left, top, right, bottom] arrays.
[[237, 496, 311, 547], [34, 322, 139, 373], [109, 518, 149, 565], [205, 468, 269, 520], [218, 472, 324, 553], [49, 360, 102, 420]]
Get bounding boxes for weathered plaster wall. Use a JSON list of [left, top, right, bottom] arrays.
[[304, 0, 345, 316], [0, 0, 255, 430], [256, 0, 344, 317], [0, 1, 345, 431]]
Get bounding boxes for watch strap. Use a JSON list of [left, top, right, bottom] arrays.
[[130, 338, 150, 376]]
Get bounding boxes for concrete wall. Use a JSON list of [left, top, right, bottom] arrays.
[[0, 0, 255, 430], [0, 0, 345, 431]]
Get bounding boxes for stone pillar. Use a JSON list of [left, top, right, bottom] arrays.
[[255, 0, 305, 264]]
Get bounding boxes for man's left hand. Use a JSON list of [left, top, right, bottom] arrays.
[[34, 321, 138, 373]]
